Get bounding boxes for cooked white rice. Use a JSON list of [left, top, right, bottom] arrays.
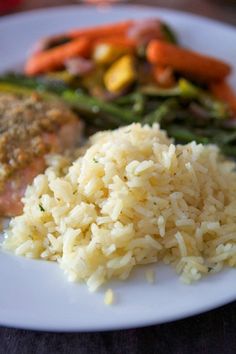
[[3, 123, 236, 291], [104, 289, 114, 305]]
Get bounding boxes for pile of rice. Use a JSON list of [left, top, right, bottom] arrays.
[[3, 123, 236, 291]]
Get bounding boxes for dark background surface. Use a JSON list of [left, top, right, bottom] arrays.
[[0, 301, 236, 353], [1, 1, 236, 353], [4, 0, 236, 26]]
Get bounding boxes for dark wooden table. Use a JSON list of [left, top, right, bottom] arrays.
[[0, 302, 235, 353], [1, 1, 236, 353]]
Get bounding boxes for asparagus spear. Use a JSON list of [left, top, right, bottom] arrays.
[[62, 90, 138, 126], [140, 85, 180, 97], [0, 82, 58, 101], [2, 74, 236, 157], [141, 79, 229, 120], [179, 79, 229, 119], [220, 144, 236, 157], [143, 98, 179, 124], [0, 72, 69, 94], [0, 81, 137, 128], [114, 92, 145, 115], [166, 125, 210, 144], [161, 23, 178, 44]]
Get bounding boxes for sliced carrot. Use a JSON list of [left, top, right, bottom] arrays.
[[152, 65, 175, 88], [147, 40, 231, 82], [209, 81, 236, 116], [25, 37, 91, 75], [68, 20, 134, 40], [30, 21, 135, 55], [94, 35, 136, 51]]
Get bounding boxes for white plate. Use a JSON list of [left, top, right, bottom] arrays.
[[0, 5, 236, 332]]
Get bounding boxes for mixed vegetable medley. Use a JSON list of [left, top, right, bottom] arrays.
[[1, 18, 236, 155]]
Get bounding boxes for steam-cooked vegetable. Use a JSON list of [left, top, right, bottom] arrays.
[[62, 90, 137, 126], [210, 80, 236, 116], [1, 74, 236, 156], [160, 22, 178, 44], [2, 17, 236, 158], [147, 40, 231, 82], [93, 43, 127, 65], [25, 38, 91, 75], [104, 55, 137, 93]]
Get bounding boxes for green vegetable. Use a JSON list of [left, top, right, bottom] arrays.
[[48, 36, 71, 49], [115, 92, 145, 115], [0, 78, 137, 128], [114, 93, 138, 105], [140, 85, 180, 97], [0, 82, 58, 101], [199, 95, 229, 120], [179, 79, 199, 99], [136, 45, 146, 58], [143, 99, 179, 124], [133, 93, 145, 115], [161, 23, 178, 44], [62, 90, 138, 127], [1, 73, 236, 157], [179, 79, 229, 119], [166, 125, 210, 144], [212, 130, 236, 145], [39, 204, 45, 212], [220, 144, 236, 157], [0, 72, 69, 94]]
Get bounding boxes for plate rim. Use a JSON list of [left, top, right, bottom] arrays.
[[0, 283, 235, 333]]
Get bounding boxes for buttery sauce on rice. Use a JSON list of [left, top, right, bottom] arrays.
[[3, 124, 236, 291]]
